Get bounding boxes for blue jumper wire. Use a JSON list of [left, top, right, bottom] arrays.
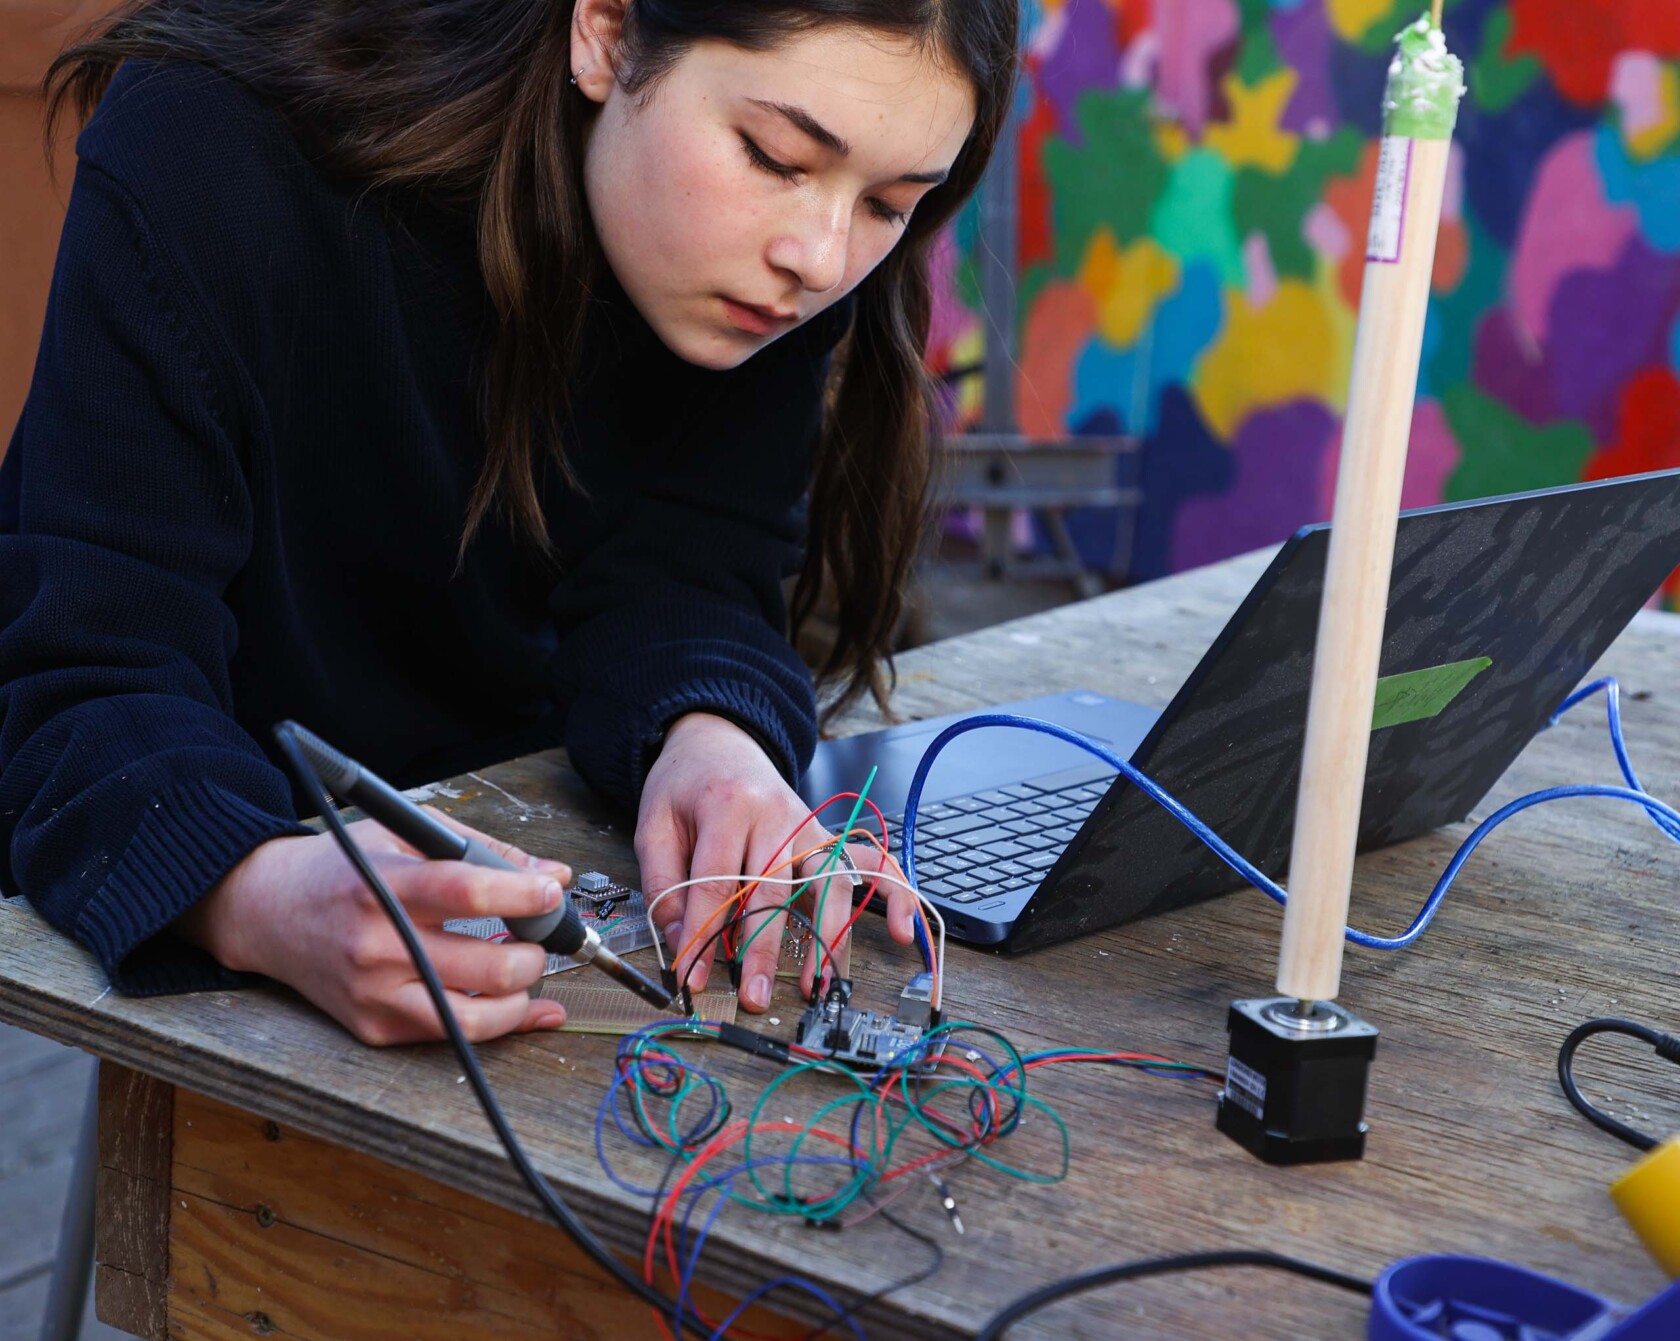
[[897, 678, 1678, 952]]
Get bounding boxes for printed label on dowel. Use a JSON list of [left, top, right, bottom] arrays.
[[1366, 136, 1413, 264]]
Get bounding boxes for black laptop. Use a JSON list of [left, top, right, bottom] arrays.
[[798, 469, 1680, 952]]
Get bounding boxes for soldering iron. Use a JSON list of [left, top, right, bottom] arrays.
[[274, 721, 674, 1010]]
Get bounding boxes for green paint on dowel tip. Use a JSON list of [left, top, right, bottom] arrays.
[[1383, 11, 1466, 141]]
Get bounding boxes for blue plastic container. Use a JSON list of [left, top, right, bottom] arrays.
[[1369, 1254, 1680, 1341]]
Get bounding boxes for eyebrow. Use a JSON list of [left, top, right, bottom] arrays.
[[749, 98, 952, 186]]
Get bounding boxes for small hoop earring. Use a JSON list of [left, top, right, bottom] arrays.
[[570, 62, 591, 87]]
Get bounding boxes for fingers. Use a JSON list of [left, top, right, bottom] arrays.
[[734, 817, 820, 1013], [793, 841, 861, 1001], [386, 859, 566, 927], [425, 928, 551, 997], [734, 866, 792, 1013], [512, 996, 568, 1035], [636, 811, 692, 962], [351, 980, 565, 1047], [735, 822, 845, 1009], [856, 844, 919, 945], [324, 900, 561, 1046], [671, 821, 750, 997], [737, 832, 902, 1010]]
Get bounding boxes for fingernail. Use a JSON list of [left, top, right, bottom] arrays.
[[664, 920, 683, 950], [746, 974, 771, 1010], [541, 880, 563, 910], [542, 1008, 567, 1030]]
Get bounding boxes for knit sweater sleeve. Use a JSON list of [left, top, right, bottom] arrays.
[[548, 304, 852, 809], [0, 160, 309, 995]]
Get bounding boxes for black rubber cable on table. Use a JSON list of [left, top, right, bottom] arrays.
[[974, 1249, 1373, 1341], [1557, 1016, 1680, 1153]]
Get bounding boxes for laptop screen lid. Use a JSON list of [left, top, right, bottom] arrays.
[[799, 691, 1157, 822], [1008, 468, 1680, 953]]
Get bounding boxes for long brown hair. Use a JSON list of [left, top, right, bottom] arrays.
[[47, 0, 1018, 718]]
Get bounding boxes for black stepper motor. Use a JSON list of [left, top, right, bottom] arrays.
[[1216, 996, 1378, 1165]]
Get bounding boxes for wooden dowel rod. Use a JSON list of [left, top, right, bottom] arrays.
[[1275, 134, 1454, 1003]]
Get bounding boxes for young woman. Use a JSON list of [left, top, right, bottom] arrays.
[[0, 0, 1016, 1044]]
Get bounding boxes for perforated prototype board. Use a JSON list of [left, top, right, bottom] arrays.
[[538, 982, 739, 1034], [444, 873, 654, 975]]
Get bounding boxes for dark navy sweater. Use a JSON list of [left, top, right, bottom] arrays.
[[0, 61, 847, 995]]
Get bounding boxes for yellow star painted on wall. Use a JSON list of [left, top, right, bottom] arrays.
[[1193, 279, 1345, 438], [1203, 70, 1300, 176]]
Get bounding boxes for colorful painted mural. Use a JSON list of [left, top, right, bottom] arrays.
[[928, 0, 1680, 589]]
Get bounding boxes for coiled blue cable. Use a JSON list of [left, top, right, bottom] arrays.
[[898, 678, 1680, 952], [676, 1155, 869, 1339], [1553, 677, 1680, 842], [706, 1275, 862, 1341]]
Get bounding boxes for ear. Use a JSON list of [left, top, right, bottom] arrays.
[[570, 0, 628, 104]]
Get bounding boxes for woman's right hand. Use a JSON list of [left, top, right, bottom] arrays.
[[176, 815, 571, 1046]]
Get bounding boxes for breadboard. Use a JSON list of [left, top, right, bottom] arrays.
[[538, 981, 739, 1034], [444, 874, 653, 975]]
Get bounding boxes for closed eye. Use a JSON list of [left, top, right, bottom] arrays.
[[744, 133, 912, 226], [741, 134, 801, 180]]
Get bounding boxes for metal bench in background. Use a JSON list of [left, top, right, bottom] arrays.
[[933, 431, 1141, 598]]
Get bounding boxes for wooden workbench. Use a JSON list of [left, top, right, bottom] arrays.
[[2, 549, 1678, 1340]]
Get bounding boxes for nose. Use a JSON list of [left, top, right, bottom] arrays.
[[766, 195, 850, 295]]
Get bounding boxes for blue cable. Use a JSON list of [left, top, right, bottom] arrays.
[[596, 1061, 688, 1197], [898, 681, 1680, 952], [706, 1276, 864, 1341], [673, 1155, 868, 1338], [1552, 677, 1680, 842], [595, 1022, 871, 1336], [596, 1025, 735, 1197]]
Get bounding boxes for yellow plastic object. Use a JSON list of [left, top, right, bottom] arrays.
[[1611, 1135, 1680, 1277]]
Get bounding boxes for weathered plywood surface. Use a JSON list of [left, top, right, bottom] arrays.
[[95, 1063, 173, 1340], [4, 550, 1680, 1338], [167, 1087, 805, 1340]]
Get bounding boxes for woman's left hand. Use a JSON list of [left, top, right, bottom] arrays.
[[635, 711, 920, 1012]]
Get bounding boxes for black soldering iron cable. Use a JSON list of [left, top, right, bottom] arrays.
[[1557, 1016, 1680, 1152], [801, 1207, 945, 1341], [974, 1250, 1373, 1341], [274, 726, 712, 1339]]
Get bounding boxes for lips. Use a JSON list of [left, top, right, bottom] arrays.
[[721, 297, 797, 336], [737, 298, 798, 321]]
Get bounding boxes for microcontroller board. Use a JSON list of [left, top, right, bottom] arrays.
[[792, 974, 943, 1071]]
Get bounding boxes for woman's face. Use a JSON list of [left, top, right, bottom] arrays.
[[576, 24, 976, 370]]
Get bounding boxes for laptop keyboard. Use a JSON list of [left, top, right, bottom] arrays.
[[875, 762, 1118, 908]]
